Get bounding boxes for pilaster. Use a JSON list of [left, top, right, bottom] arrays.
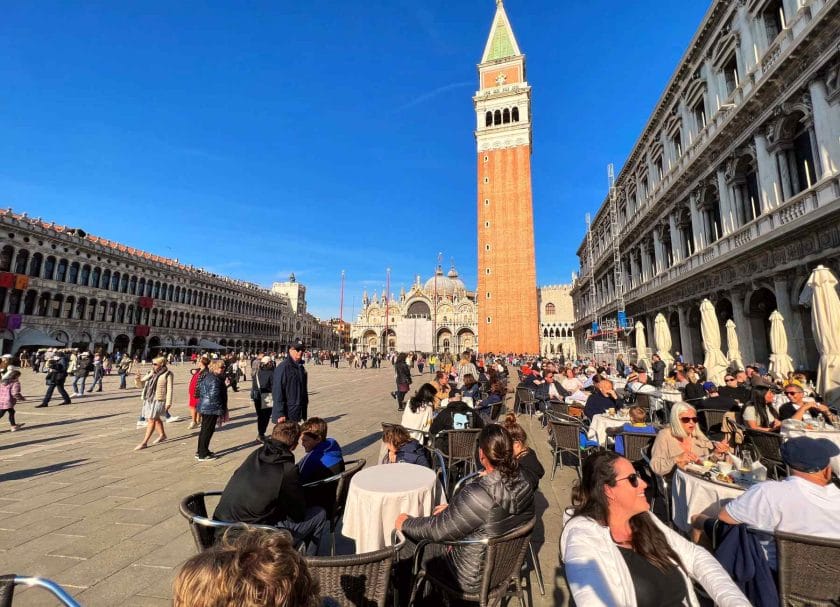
[[808, 78, 839, 177], [729, 286, 756, 366], [754, 131, 778, 212], [677, 304, 695, 366]]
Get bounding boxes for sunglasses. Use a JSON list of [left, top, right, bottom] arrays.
[[784, 391, 799, 396], [680, 416, 699, 423], [615, 473, 641, 488], [724, 378, 735, 381]]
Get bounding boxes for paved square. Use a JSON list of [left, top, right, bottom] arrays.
[[0, 362, 575, 606]]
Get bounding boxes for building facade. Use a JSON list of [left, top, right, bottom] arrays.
[[0, 211, 337, 356], [474, 0, 540, 354], [539, 284, 576, 358], [570, 0, 840, 371]]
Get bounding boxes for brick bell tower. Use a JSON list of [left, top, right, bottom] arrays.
[[475, 0, 539, 354]]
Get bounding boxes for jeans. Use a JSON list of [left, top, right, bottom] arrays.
[[277, 506, 329, 556], [42, 383, 71, 405], [197, 414, 219, 457], [72, 376, 87, 395], [89, 372, 103, 392], [118, 372, 127, 389]]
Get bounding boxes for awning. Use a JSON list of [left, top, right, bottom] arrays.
[[13, 327, 66, 350], [197, 339, 227, 351]]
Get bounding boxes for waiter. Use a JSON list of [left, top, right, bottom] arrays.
[[272, 338, 309, 423]]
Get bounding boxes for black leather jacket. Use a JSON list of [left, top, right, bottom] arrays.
[[402, 469, 534, 593]]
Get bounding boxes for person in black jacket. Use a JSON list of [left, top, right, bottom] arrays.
[[381, 424, 430, 467], [583, 379, 624, 420], [534, 369, 570, 412], [36, 354, 71, 407], [394, 352, 412, 411], [72, 352, 93, 397], [650, 354, 666, 388], [271, 339, 309, 423], [252, 355, 275, 442], [502, 412, 544, 491], [214, 421, 328, 556], [430, 395, 485, 454], [396, 424, 535, 595]]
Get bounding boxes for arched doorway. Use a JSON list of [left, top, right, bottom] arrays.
[[114, 334, 130, 356], [747, 287, 777, 365], [687, 306, 703, 365], [73, 331, 93, 352], [131, 336, 146, 359], [362, 330, 378, 353], [437, 328, 452, 353], [457, 329, 476, 352], [148, 336, 161, 358]]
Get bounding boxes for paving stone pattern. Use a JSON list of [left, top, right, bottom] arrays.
[[0, 362, 575, 606]]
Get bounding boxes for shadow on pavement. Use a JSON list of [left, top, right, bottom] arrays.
[[24, 412, 124, 432], [0, 459, 88, 482], [341, 431, 382, 456], [0, 433, 79, 451], [322, 414, 346, 424]]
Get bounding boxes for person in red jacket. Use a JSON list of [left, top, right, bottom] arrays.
[[188, 356, 209, 430]]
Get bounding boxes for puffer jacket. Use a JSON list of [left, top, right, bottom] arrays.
[[402, 469, 534, 593], [197, 372, 228, 416]]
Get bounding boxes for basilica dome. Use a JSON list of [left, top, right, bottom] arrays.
[[423, 264, 466, 296]]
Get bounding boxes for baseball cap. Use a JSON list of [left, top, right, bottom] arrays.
[[702, 381, 717, 392], [289, 338, 306, 352], [781, 436, 840, 473]]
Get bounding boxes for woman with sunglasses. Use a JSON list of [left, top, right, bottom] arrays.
[[650, 402, 730, 477], [561, 451, 749, 606], [742, 385, 782, 431]]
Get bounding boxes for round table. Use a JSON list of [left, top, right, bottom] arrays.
[[589, 414, 629, 445], [780, 422, 840, 476], [342, 463, 445, 552], [671, 468, 745, 533]]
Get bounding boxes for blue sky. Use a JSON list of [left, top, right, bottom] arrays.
[[0, 1, 710, 319]]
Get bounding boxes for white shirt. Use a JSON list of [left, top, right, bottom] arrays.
[[725, 475, 840, 566], [742, 404, 777, 425]]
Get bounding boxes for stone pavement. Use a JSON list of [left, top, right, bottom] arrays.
[[0, 362, 575, 606]]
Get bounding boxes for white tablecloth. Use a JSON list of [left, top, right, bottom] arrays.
[[589, 414, 628, 445], [671, 469, 745, 533], [342, 463, 445, 552], [780, 423, 840, 476]]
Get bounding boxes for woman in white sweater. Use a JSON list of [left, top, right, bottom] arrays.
[[560, 451, 749, 607]]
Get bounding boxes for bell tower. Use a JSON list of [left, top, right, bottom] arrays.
[[475, 0, 539, 354]]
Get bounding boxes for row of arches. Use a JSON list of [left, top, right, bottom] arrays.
[[0, 245, 283, 319], [543, 327, 572, 338], [484, 106, 520, 127], [40, 333, 284, 358]]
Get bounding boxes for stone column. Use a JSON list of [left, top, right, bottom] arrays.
[[730, 286, 756, 366], [669, 214, 683, 264], [777, 147, 794, 201], [689, 196, 705, 252], [641, 243, 652, 282], [773, 275, 807, 368], [652, 227, 664, 275], [808, 79, 839, 177], [630, 252, 639, 288], [677, 304, 695, 365], [754, 131, 778, 212], [716, 168, 735, 235]]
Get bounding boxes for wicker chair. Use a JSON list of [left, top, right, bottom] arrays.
[[439, 429, 481, 488], [514, 386, 536, 418], [744, 429, 785, 479], [775, 529, 840, 605], [617, 431, 656, 463], [640, 445, 673, 527], [547, 418, 594, 480], [178, 491, 290, 552], [301, 459, 366, 555], [489, 399, 505, 421], [0, 575, 82, 607], [697, 408, 729, 436], [307, 531, 406, 607], [408, 517, 535, 607]]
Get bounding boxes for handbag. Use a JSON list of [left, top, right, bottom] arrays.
[[255, 373, 273, 409]]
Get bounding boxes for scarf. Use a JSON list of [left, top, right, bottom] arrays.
[[142, 367, 168, 402]]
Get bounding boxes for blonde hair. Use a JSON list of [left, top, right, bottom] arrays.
[[172, 528, 319, 607], [152, 356, 167, 366], [208, 359, 225, 373], [669, 402, 705, 440]]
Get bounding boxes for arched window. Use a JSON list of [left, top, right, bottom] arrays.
[[0, 246, 13, 272], [51, 294, 63, 318], [56, 259, 68, 282], [80, 265, 90, 286], [493, 110, 502, 125], [503, 108, 510, 124], [129, 276, 137, 294], [23, 290, 37, 315], [120, 273, 128, 293], [101, 269, 111, 291], [64, 296, 75, 319], [545, 303, 556, 315], [97, 300, 107, 322], [29, 253, 43, 277], [76, 297, 87, 320], [14, 250, 29, 274], [138, 278, 146, 296], [44, 256, 57, 280], [111, 272, 120, 291], [512, 107, 519, 122], [485, 111, 492, 127], [117, 303, 125, 323], [108, 301, 117, 322], [68, 262, 79, 284], [91, 267, 101, 288], [87, 299, 97, 321], [37, 292, 50, 316]]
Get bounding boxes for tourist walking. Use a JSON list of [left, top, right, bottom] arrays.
[[271, 339, 308, 423], [252, 355, 275, 443], [88, 354, 104, 393], [72, 352, 92, 397], [428, 353, 438, 374], [36, 354, 71, 407], [117, 354, 132, 389], [195, 359, 228, 460], [0, 367, 25, 431], [135, 356, 174, 450], [394, 352, 411, 411]]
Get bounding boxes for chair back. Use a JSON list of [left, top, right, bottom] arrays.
[[547, 401, 570, 418], [515, 386, 534, 403], [698, 409, 728, 434], [481, 518, 536, 605], [635, 393, 652, 411], [444, 429, 481, 462], [744, 429, 785, 475], [307, 533, 405, 607], [620, 432, 656, 462], [0, 575, 82, 607], [547, 419, 583, 454], [489, 400, 504, 421], [775, 529, 840, 605]]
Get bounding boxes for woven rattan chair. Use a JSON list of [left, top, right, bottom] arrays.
[[439, 428, 481, 486], [0, 575, 82, 607], [697, 408, 729, 436], [617, 431, 656, 463], [307, 531, 406, 607], [640, 445, 673, 527], [775, 529, 840, 605], [178, 491, 290, 552], [744, 429, 785, 479], [301, 459, 366, 555], [408, 517, 535, 607], [489, 399, 504, 421], [547, 418, 594, 480], [514, 386, 536, 418]]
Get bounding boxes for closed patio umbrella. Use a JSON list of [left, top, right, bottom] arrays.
[[725, 319, 744, 372], [768, 310, 795, 381], [653, 313, 674, 370], [805, 265, 840, 406], [700, 299, 729, 385], [634, 321, 650, 370]]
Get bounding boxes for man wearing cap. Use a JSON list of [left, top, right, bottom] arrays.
[[271, 339, 309, 424], [692, 436, 840, 568], [37, 354, 72, 407]]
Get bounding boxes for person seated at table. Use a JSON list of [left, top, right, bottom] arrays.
[[683, 370, 706, 403], [690, 436, 840, 570], [298, 417, 345, 513], [213, 421, 328, 556], [401, 383, 436, 441], [717, 372, 751, 404], [778, 383, 834, 425], [605, 406, 658, 457], [430, 393, 485, 454], [534, 368, 570, 412], [460, 373, 481, 401], [173, 528, 320, 607], [475, 380, 505, 422], [381, 424, 430, 467], [694, 382, 739, 413], [503, 412, 544, 491], [561, 451, 750, 607], [583, 379, 624, 421], [650, 402, 730, 477], [625, 370, 658, 397], [431, 371, 455, 408], [742, 385, 781, 431], [395, 424, 535, 595], [561, 367, 587, 401]]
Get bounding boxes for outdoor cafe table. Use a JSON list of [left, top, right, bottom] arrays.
[[671, 468, 746, 533], [342, 463, 446, 552], [780, 421, 840, 476], [590, 413, 629, 445]]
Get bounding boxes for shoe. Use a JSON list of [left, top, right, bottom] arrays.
[[196, 453, 216, 461], [136, 420, 147, 428], [10, 424, 23, 431], [60, 401, 71, 405], [35, 404, 48, 408], [390, 391, 397, 399], [257, 435, 266, 443], [187, 421, 198, 430], [165, 415, 182, 423]]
